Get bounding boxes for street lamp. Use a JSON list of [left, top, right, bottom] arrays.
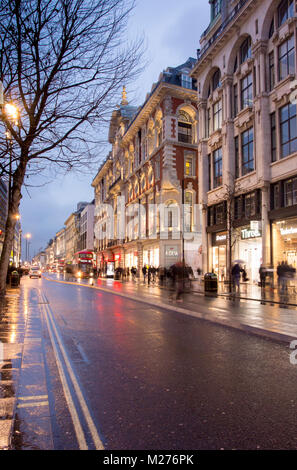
[[3, 102, 19, 210], [24, 233, 31, 262]]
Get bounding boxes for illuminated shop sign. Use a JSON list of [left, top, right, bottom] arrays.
[[216, 234, 227, 242], [165, 247, 178, 257], [241, 228, 261, 239], [280, 227, 297, 236]]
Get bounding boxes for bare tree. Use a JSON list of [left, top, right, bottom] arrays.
[[0, 0, 143, 296]]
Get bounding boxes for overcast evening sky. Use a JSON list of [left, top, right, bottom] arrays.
[[20, 0, 210, 260]]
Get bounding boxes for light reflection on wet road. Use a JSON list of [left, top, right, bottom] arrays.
[[6, 275, 297, 450]]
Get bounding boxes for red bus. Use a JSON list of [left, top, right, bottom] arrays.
[[72, 250, 94, 278]]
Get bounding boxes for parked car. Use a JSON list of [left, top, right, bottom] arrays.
[[29, 266, 41, 278]]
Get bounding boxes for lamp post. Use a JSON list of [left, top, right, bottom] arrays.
[[24, 233, 31, 262], [4, 103, 19, 211]]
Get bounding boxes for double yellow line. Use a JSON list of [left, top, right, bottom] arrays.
[[39, 290, 104, 450]]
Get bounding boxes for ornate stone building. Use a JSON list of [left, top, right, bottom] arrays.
[[92, 59, 202, 275], [192, 0, 297, 284]]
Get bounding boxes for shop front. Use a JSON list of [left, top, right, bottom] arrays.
[[211, 232, 227, 282], [233, 224, 262, 285], [272, 217, 297, 271], [143, 245, 160, 268], [125, 249, 138, 269]]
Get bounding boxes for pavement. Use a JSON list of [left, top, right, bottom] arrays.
[[1, 273, 297, 449]]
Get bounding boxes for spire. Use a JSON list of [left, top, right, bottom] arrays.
[[121, 85, 128, 106]]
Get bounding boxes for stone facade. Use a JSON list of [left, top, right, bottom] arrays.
[[92, 59, 202, 276], [192, 0, 297, 284]]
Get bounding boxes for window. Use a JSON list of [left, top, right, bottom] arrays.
[[184, 192, 193, 232], [208, 154, 211, 191], [240, 37, 252, 65], [284, 177, 297, 207], [213, 99, 222, 131], [235, 136, 239, 178], [241, 73, 253, 109], [278, 0, 294, 27], [269, 19, 275, 39], [233, 84, 238, 117], [181, 74, 192, 89], [211, 0, 221, 20], [213, 147, 223, 188], [141, 176, 146, 192], [269, 51, 275, 91], [212, 69, 221, 92], [184, 153, 194, 176], [178, 111, 192, 144], [155, 157, 160, 180], [280, 103, 297, 158], [271, 112, 277, 162], [241, 127, 254, 175], [206, 108, 211, 138], [278, 36, 295, 81], [244, 192, 257, 218]]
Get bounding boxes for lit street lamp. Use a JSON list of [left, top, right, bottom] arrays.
[[3, 102, 19, 210], [24, 233, 31, 262]]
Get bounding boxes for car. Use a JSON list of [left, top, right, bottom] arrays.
[[29, 267, 41, 278]]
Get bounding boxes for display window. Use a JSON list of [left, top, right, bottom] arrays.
[[272, 218, 297, 271]]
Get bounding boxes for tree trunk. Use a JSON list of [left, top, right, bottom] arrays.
[[0, 159, 27, 298]]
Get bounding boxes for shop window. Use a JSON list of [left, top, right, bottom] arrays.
[[284, 177, 297, 207], [278, 35, 295, 81], [215, 203, 225, 225], [280, 103, 297, 158], [241, 73, 253, 110], [278, 0, 294, 27]]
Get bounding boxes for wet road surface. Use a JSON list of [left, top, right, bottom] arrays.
[[6, 276, 297, 449]]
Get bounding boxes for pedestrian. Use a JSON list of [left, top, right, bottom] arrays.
[[147, 266, 152, 285], [231, 263, 241, 294], [142, 265, 147, 283], [259, 264, 266, 288]]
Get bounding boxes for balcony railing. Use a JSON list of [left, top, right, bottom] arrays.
[[199, 0, 249, 60]]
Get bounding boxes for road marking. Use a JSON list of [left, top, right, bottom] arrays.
[[39, 293, 88, 450], [17, 401, 49, 408], [40, 291, 104, 450], [19, 395, 48, 401]]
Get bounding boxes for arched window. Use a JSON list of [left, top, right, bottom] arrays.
[[141, 174, 146, 192], [240, 37, 252, 65], [165, 200, 179, 229], [178, 110, 192, 144], [208, 69, 221, 97]]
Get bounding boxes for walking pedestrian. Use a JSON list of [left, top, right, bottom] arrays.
[[231, 263, 241, 294]]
